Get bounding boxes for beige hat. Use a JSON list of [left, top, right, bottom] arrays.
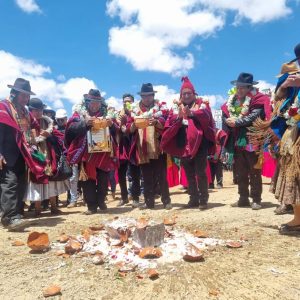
[[276, 62, 300, 77]]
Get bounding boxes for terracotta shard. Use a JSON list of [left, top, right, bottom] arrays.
[[193, 229, 209, 238], [55, 250, 65, 256], [118, 228, 131, 243], [226, 241, 242, 248], [148, 268, 159, 279], [183, 243, 204, 262], [92, 254, 104, 265], [65, 239, 82, 254], [106, 226, 131, 241], [81, 229, 91, 242], [89, 224, 104, 231], [43, 285, 61, 297], [118, 271, 127, 278], [209, 289, 220, 296], [11, 240, 25, 246], [136, 217, 149, 229], [58, 234, 69, 243], [119, 264, 137, 273], [163, 217, 176, 226], [139, 247, 162, 259], [27, 232, 50, 252]]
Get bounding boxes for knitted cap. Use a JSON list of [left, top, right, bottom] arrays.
[[180, 76, 195, 95]]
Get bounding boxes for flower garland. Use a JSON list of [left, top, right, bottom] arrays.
[[284, 94, 300, 126], [130, 100, 168, 119], [172, 96, 208, 114], [226, 89, 251, 118]]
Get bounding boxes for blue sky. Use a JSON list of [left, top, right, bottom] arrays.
[[0, 0, 300, 115]]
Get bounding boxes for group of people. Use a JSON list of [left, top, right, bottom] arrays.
[[0, 42, 299, 235]]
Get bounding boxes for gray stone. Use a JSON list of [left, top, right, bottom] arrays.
[[133, 223, 165, 247]]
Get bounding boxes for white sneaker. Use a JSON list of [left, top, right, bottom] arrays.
[[251, 203, 262, 210]]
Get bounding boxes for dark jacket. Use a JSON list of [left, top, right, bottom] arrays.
[[0, 123, 21, 167]]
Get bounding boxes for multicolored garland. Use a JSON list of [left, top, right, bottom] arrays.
[[284, 95, 300, 126], [226, 87, 252, 118], [129, 100, 168, 118]]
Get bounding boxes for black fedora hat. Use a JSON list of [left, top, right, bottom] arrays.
[[290, 43, 300, 63], [230, 72, 258, 86], [83, 89, 103, 102], [138, 83, 157, 96], [7, 78, 35, 95], [28, 98, 46, 110]]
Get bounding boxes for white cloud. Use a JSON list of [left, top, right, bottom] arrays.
[[15, 0, 42, 14], [201, 94, 226, 108], [106, 96, 123, 109], [107, 0, 224, 76], [257, 80, 276, 92], [107, 0, 292, 75], [198, 0, 291, 24], [0, 50, 98, 110], [153, 85, 179, 108]]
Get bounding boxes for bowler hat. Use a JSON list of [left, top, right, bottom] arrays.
[[7, 78, 35, 95], [28, 98, 45, 110], [138, 83, 157, 96], [84, 89, 103, 101], [290, 43, 300, 63], [230, 72, 258, 86]]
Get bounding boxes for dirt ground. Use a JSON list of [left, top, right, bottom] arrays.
[[0, 171, 300, 300]]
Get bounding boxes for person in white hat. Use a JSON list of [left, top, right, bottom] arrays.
[[55, 108, 68, 133]]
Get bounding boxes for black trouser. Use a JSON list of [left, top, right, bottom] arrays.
[[209, 160, 223, 186], [234, 149, 262, 203], [140, 154, 170, 208], [181, 142, 208, 205], [0, 155, 27, 225], [81, 168, 108, 211], [118, 161, 140, 201]]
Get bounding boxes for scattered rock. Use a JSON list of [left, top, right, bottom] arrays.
[[91, 254, 104, 265], [148, 268, 159, 279], [58, 234, 69, 243], [163, 217, 176, 226], [43, 285, 61, 297], [209, 289, 219, 296], [139, 247, 163, 259], [193, 229, 209, 238], [226, 241, 242, 248], [183, 243, 204, 262], [11, 240, 25, 246], [65, 239, 82, 254], [27, 232, 50, 252]]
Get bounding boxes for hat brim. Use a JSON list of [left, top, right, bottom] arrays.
[[83, 94, 103, 102], [230, 80, 258, 86], [276, 70, 300, 78], [289, 55, 300, 63], [7, 84, 35, 95], [138, 91, 157, 95]]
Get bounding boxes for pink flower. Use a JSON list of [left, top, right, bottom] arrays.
[[288, 107, 298, 117]]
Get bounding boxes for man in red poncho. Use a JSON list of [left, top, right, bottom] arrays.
[[65, 89, 116, 214], [161, 77, 216, 210], [221, 72, 271, 210], [0, 78, 46, 231], [128, 83, 171, 210]]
